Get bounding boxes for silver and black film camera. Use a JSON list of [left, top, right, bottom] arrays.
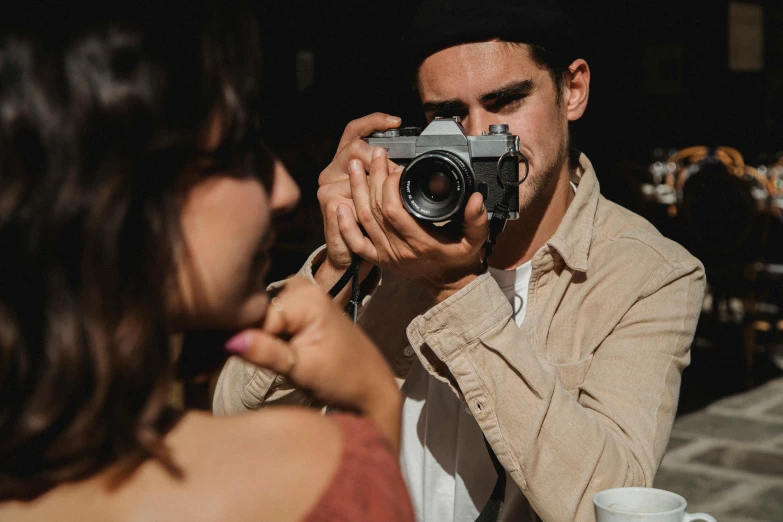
[[364, 117, 524, 222]]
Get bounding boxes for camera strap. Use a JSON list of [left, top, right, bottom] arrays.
[[476, 436, 507, 522], [327, 254, 363, 322], [483, 199, 511, 270], [347, 256, 362, 323], [482, 150, 529, 269], [474, 149, 530, 522]]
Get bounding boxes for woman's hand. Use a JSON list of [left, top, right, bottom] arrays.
[[223, 277, 402, 451]]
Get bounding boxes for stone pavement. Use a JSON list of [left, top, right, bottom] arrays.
[[654, 376, 783, 521]]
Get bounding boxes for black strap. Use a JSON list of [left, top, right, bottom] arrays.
[[476, 437, 506, 522], [476, 196, 510, 522], [483, 201, 511, 269], [327, 255, 363, 298], [483, 149, 526, 269], [476, 153, 525, 521], [347, 256, 362, 323], [325, 253, 364, 321]]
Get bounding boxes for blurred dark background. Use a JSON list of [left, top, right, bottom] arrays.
[[240, 0, 783, 414], [253, 0, 783, 178]]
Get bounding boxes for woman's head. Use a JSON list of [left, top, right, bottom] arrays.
[[0, 0, 297, 498], [172, 119, 299, 331]]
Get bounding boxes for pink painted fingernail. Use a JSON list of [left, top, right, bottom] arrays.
[[337, 204, 349, 216], [224, 332, 251, 354]]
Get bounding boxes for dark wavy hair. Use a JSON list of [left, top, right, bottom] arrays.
[[0, 0, 269, 499]]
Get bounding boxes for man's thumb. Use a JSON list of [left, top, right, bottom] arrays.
[[462, 192, 489, 247]]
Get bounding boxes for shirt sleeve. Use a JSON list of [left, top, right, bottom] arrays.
[[405, 262, 705, 521]]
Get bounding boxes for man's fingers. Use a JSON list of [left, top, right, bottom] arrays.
[[323, 139, 399, 186], [380, 163, 421, 237], [368, 147, 390, 211], [381, 163, 405, 214], [321, 140, 374, 185], [224, 329, 297, 376], [347, 157, 385, 240], [337, 112, 401, 151], [322, 196, 355, 254], [337, 204, 379, 264], [317, 179, 352, 205], [461, 191, 490, 249]]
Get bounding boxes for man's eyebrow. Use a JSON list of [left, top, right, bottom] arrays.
[[421, 98, 467, 113], [480, 80, 535, 103], [421, 80, 536, 112]]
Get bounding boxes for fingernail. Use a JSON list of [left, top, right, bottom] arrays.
[[386, 115, 401, 124], [337, 204, 349, 216], [479, 202, 486, 215], [224, 332, 251, 354], [349, 159, 363, 174], [373, 147, 384, 159]]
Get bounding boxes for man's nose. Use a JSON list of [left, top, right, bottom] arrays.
[[462, 110, 491, 136]]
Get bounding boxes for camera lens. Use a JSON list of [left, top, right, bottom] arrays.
[[399, 150, 474, 221], [421, 172, 453, 202]]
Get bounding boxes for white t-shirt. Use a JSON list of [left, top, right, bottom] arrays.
[[400, 260, 533, 522]]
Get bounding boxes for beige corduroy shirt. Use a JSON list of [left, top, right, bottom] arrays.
[[214, 153, 706, 522]]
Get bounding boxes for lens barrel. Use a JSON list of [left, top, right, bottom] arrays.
[[399, 150, 474, 221]]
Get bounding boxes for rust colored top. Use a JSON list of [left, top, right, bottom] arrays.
[[302, 414, 414, 522]]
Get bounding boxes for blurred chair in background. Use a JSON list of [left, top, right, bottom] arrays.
[[670, 147, 783, 386]]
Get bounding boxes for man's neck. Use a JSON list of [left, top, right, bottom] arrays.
[[488, 163, 575, 271]]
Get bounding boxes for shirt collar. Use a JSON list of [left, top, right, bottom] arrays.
[[545, 152, 601, 273]]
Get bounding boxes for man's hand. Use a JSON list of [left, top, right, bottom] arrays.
[[315, 113, 402, 293], [337, 146, 489, 302]]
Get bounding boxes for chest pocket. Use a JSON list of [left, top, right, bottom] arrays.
[[551, 355, 593, 392]]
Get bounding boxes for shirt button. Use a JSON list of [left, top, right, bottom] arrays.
[[403, 345, 415, 357]]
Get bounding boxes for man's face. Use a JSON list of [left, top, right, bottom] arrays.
[[417, 41, 573, 214]]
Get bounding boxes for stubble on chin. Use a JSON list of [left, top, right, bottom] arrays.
[[516, 135, 570, 215]]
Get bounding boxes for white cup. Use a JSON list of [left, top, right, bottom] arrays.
[[593, 487, 717, 521]]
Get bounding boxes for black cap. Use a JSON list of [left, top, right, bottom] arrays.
[[404, 0, 576, 68]]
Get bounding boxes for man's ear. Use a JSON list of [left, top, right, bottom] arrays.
[[564, 59, 590, 122]]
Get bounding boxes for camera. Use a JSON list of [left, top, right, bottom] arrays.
[[363, 117, 522, 222]]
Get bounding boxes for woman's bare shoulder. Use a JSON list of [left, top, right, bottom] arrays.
[[131, 408, 346, 522], [177, 406, 344, 456], [0, 411, 402, 522], [0, 409, 347, 522]]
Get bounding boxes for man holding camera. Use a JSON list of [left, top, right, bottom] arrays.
[[215, 1, 705, 520]]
